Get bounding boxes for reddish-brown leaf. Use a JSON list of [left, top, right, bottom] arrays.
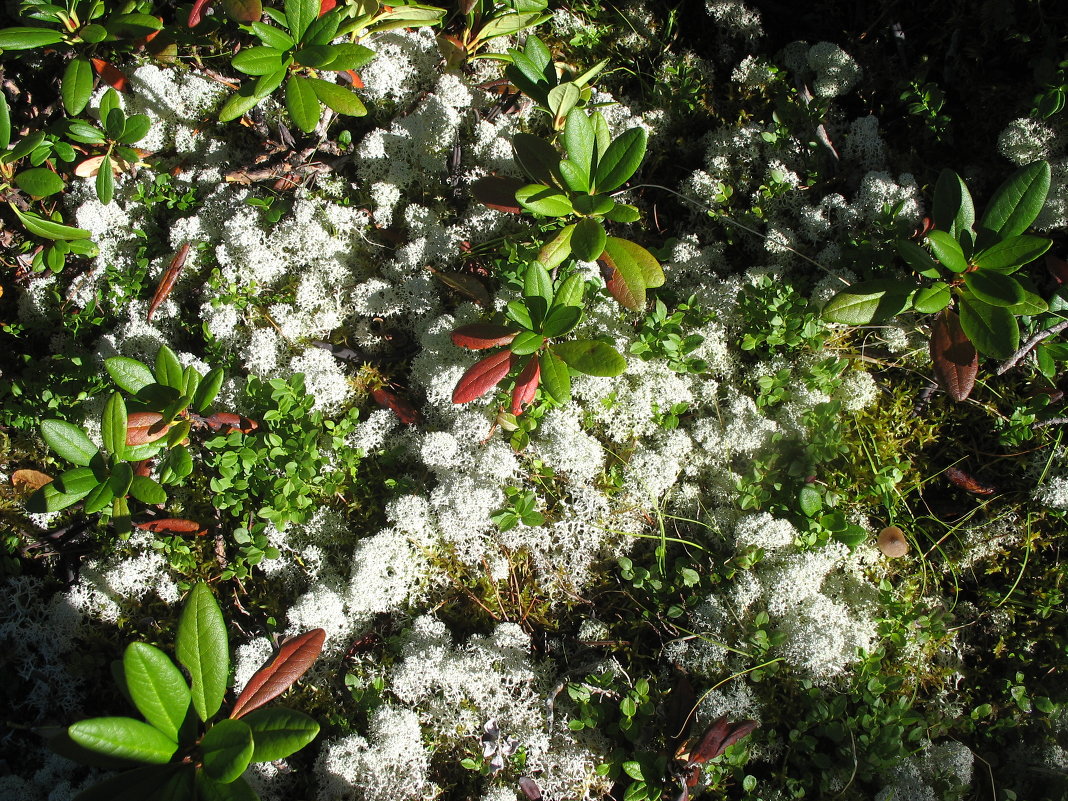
[[945, 466, 995, 495], [429, 267, 491, 306], [319, 0, 337, 13], [930, 309, 978, 402], [188, 0, 212, 26], [11, 469, 52, 494], [471, 176, 526, 214], [91, 58, 128, 91], [230, 629, 327, 719], [452, 323, 517, 350], [344, 70, 364, 89], [372, 387, 422, 425], [133, 518, 207, 536], [518, 778, 542, 801], [201, 412, 260, 434], [148, 243, 190, 322], [453, 350, 515, 404], [126, 412, 170, 446], [684, 716, 759, 767], [511, 356, 540, 415]]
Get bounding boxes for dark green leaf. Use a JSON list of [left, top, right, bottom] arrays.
[[293, 44, 334, 67], [964, 271, 1027, 307], [510, 331, 544, 355], [821, 279, 914, 325], [119, 114, 151, 144], [109, 461, 134, 498], [130, 475, 167, 505], [926, 230, 967, 272], [523, 261, 553, 305], [590, 111, 611, 159], [78, 23, 108, 44], [102, 391, 127, 460], [96, 155, 114, 204], [62, 57, 95, 116], [82, 479, 116, 515], [176, 583, 229, 723], [304, 8, 341, 46], [71, 765, 193, 801], [104, 107, 126, 141], [604, 203, 639, 223], [323, 42, 376, 71], [106, 13, 162, 39], [106, 356, 155, 394], [539, 350, 571, 404], [540, 304, 582, 338], [14, 168, 65, 197], [979, 161, 1052, 240], [243, 707, 319, 762], [68, 718, 177, 764], [512, 133, 559, 185], [201, 719, 254, 784], [515, 184, 573, 217], [896, 239, 941, 278], [798, 486, 822, 517], [571, 218, 606, 261], [563, 108, 595, 178], [160, 444, 194, 485], [932, 169, 974, 240], [42, 420, 97, 466], [307, 78, 366, 116], [0, 27, 65, 49], [554, 340, 626, 376], [285, 0, 319, 41], [219, 87, 263, 123], [913, 283, 951, 314], [285, 76, 321, 133], [249, 21, 294, 50], [0, 91, 9, 150], [557, 159, 589, 193], [27, 480, 92, 513], [154, 346, 185, 391], [958, 295, 1019, 359], [55, 466, 100, 496], [593, 127, 647, 193], [970, 235, 1052, 273], [193, 368, 225, 413], [552, 273, 585, 308], [232, 46, 286, 76], [66, 120, 107, 145], [123, 643, 191, 742], [572, 193, 614, 216]]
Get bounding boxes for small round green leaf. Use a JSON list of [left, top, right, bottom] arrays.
[[69, 718, 177, 764], [200, 719, 254, 784]]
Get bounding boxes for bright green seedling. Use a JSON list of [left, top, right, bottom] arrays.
[[220, 0, 382, 132], [502, 34, 607, 128], [451, 262, 626, 414], [26, 345, 225, 533], [437, 0, 551, 71], [54, 582, 326, 801], [822, 161, 1053, 400]]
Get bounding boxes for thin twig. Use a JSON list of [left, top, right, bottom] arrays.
[[996, 318, 1068, 374], [1033, 417, 1068, 429]]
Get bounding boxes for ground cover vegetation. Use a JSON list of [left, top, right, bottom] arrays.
[[0, 0, 1066, 799]]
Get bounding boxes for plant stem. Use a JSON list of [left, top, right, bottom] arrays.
[[996, 318, 1068, 374]]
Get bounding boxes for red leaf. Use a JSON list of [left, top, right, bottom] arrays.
[[453, 350, 515, 404], [319, 0, 337, 13], [471, 176, 526, 214], [684, 717, 759, 766], [372, 387, 422, 425], [148, 243, 190, 322], [930, 309, 977, 402], [511, 356, 540, 415], [126, 412, 170, 446], [345, 70, 364, 89], [188, 0, 212, 26], [452, 323, 517, 350], [945, 466, 995, 495], [91, 58, 128, 91], [133, 518, 207, 536], [230, 629, 327, 719]]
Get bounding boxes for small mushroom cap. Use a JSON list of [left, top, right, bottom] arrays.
[[878, 526, 909, 557]]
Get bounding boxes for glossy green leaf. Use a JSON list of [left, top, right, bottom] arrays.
[[913, 283, 952, 313], [153, 346, 184, 391], [510, 331, 544, 355], [571, 218, 606, 261], [539, 349, 571, 404], [224, 0, 263, 22], [249, 20, 294, 50], [285, 76, 321, 133], [232, 46, 286, 76], [964, 271, 1027, 307], [478, 10, 551, 41], [553, 340, 626, 376], [932, 169, 974, 240], [194, 772, 258, 801], [104, 107, 126, 141], [130, 475, 167, 506], [106, 13, 162, 38], [322, 43, 376, 70], [55, 466, 100, 496], [219, 87, 263, 123], [14, 168, 65, 198], [896, 239, 941, 278], [557, 159, 589, 194], [78, 23, 108, 44], [605, 203, 639, 223], [307, 78, 367, 116], [82, 479, 116, 515], [62, 57, 95, 116], [590, 111, 611, 159], [243, 707, 320, 762], [293, 44, 334, 67], [109, 461, 134, 498], [506, 299, 533, 330], [979, 160, 1051, 240], [563, 108, 595, 178], [552, 273, 585, 308], [304, 8, 341, 46], [105, 356, 155, 394], [160, 443, 194, 485], [27, 481, 92, 513], [512, 133, 560, 185], [201, 719, 254, 784], [798, 485, 822, 517], [193, 368, 225, 413], [123, 643, 191, 742], [42, 420, 97, 466], [113, 495, 132, 536], [958, 295, 1019, 360], [66, 120, 107, 145], [119, 114, 151, 144], [176, 583, 229, 723], [515, 184, 573, 217], [101, 392, 128, 460], [0, 27, 65, 49], [523, 261, 553, 304], [285, 0, 319, 41], [71, 764, 193, 801], [926, 230, 967, 272], [0, 91, 9, 150], [593, 127, 647, 193], [598, 236, 664, 311], [537, 225, 574, 270], [13, 206, 91, 240], [970, 235, 1052, 273], [821, 279, 914, 325], [68, 718, 177, 764], [96, 155, 114, 205], [540, 304, 582, 338]]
